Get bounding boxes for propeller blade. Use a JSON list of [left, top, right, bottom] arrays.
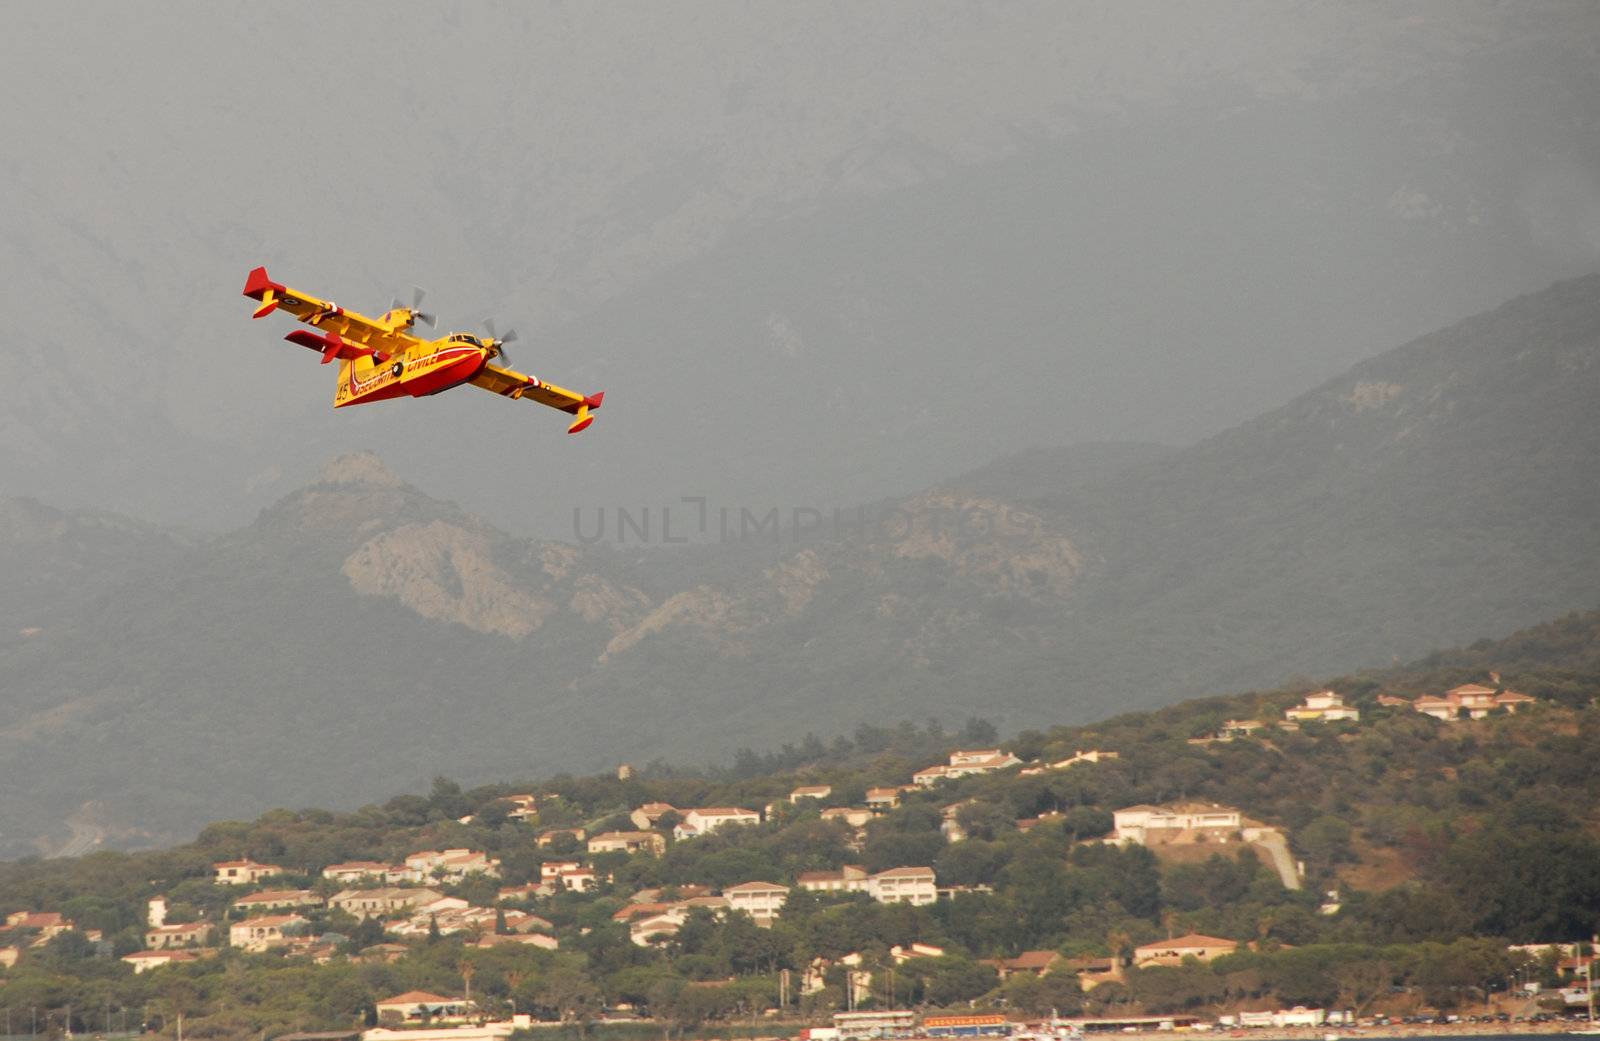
[[389, 296, 406, 313], [482, 317, 499, 341], [415, 311, 436, 329], [411, 285, 427, 309], [499, 328, 519, 345]]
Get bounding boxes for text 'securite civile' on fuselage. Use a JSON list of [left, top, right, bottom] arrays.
[[242, 266, 604, 433]]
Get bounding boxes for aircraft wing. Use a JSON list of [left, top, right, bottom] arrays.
[[470, 361, 606, 433], [243, 266, 415, 360]]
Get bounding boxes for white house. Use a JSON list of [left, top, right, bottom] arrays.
[[329, 887, 444, 919], [1109, 803, 1243, 845], [540, 860, 583, 882], [212, 860, 284, 886], [145, 922, 209, 949], [1133, 933, 1239, 965], [674, 807, 761, 840], [229, 914, 307, 951], [629, 802, 678, 830], [321, 860, 392, 883], [821, 807, 874, 828], [375, 992, 474, 1025], [867, 866, 937, 905], [1284, 690, 1360, 723], [587, 831, 666, 856], [122, 950, 200, 973], [865, 787, 901, 811], [795, 865, 871, 893], [915, 750, 1022, 786], [233, 889, 322, 913], [403, 848, 501, 880], [724, 881, 789, 922]]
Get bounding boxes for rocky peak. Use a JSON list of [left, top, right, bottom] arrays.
[[316, 450, 406, 488]]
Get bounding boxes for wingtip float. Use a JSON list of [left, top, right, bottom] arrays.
[[242, 265, 605, 434]]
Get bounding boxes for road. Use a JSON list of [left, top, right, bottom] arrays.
[[1250, 829, 1301, 890]]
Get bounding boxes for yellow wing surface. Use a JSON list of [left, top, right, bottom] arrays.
[[471, 362, 605, 433], [243, 266, 418, 360]]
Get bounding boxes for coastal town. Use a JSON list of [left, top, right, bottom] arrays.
[[3, 668, 1596, 1041]]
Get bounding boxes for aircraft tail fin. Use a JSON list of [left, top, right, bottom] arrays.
[[243, 266, 286, 319]]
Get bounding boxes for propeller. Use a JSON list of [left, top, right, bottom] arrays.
[[389, 286, 435, 328], [482, 317, 519, 363]]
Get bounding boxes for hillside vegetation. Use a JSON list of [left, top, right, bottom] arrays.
[[0, 611, 1597, 1038]]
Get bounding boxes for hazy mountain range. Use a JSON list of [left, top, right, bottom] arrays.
[[2, 274, 1597, 858], [2, 2, 1598, 537]]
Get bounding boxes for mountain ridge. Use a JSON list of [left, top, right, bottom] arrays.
[[2, 274, 1597, 856]]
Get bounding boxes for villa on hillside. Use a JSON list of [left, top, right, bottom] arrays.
[[867, 866, 937, 905], [865, 787, 901, 811], [1020, 749, 1120, 775], [987, 950, 1064, 979], [1134, 933, 1239, 965], [724, 881, 789, 922], [1108, 802, 1245, 845], [1284, 690, 1360, 723], [797, 865, 871, 893], [502, 794, 539, 821], [329, 887, 444, 919], [229, 914, 306, 952], [535, 828, 587, 848], [541, 860, 583, 881], [123, 950, 201, 973], [587, 831, 666, 856], [1410, 683, 1537, 721], [402, 848, 501, 880], [233, 889, 322, 913], [212, 860, 284, 886], [629, 802, 678, 830], [145, 922, 210, 949], [321, 861, 391, 883], [673, 807, 761, 840], [821, 807, 874, 828], [375, 992, 474, 1025], [914, 749, 1024, 787]]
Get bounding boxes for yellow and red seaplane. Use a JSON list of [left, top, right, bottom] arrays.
[[242, 266, 604, 433]]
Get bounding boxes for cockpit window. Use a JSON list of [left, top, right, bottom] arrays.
[[448, 333, 484, 346]]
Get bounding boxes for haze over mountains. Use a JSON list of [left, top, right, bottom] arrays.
[[3, 276, 1597, 858], [2, 2, 1598, 536]]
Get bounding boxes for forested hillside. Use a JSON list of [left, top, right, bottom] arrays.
[[1, 611, 1596, 1039]]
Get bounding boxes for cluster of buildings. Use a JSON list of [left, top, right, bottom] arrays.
[[611, 864, 942, 946], [1200, 678, 1540, 742], [320, 848, 502, 885], [0, 911, 104, 969], [913, 748, 1024, 787], [114, 845, 526, 972], [1387, 682, 1536, 721]]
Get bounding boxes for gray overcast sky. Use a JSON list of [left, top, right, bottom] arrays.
[[2, 1, 1596, 536]]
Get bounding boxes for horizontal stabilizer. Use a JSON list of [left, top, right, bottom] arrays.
[[284, 329, 376, 363], [568, 391, 605, 433]]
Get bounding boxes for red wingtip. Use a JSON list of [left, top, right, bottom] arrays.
[[585, 390, 605, 410]]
